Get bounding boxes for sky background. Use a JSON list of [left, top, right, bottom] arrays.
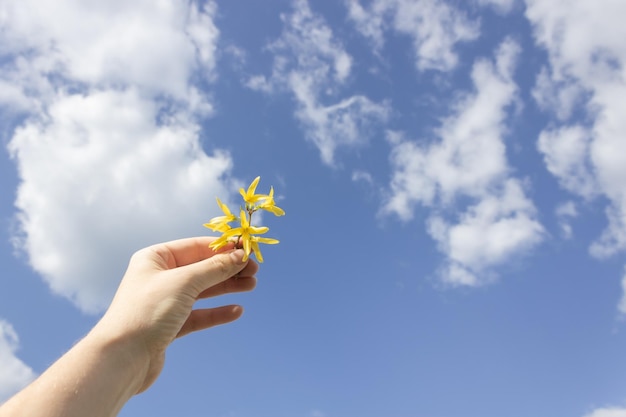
[[1, 0, 626, 416]]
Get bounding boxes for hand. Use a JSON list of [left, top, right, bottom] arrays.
[[93, 237, 258, 393], [0, 237, 257, 417]]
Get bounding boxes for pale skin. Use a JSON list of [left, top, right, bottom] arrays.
[[0, 237, 258, 417]]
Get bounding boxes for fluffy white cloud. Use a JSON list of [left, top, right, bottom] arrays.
[[384, 39, 519, 217], [2, 1, 238, 313], [0, 320, 36, 403], [346, 0, 480, 72], [291, 86, 390, 165], [247, 0, 390, 165], [590, 204, 626, 260], [532, 67, 584, 122], [527, 0, 626, 254], [0, 0, 218, 104], [526, 0, 626, 309], [537, 125, 597, 199], [584, 407, 626, 417], [383, 39, 544, 285], [428, 180, 543, 285]]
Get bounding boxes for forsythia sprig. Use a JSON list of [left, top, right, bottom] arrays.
[[203, 176, 285, 263]]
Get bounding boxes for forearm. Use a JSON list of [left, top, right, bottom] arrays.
[[0, 325, 150, 417]]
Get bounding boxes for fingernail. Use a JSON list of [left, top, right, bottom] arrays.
[[230, 249, 246, 264]]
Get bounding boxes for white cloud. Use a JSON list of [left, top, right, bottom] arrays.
[[590, 203, 626, 260], [475, 0, 517, 14], [278, 0, 352, 83], [429, 180, 543, 286], [346, 0, 480, 72], [351, 170, 374, 185], [383, 39, 544, 286], [555, 201, 578, 218], [0, 0, 218, 104], [344, 0, 387, 51], [537, 125, 597, 199], [2, 1, 238, 313], [555, 201, 578, 239], [0, 320, 36, 403], [247, 0, 389, 166], [291, 84, 391, 165], [384, 39, 519, 217], [619, 267, 626, 316], [584, 407, 626, 417], [526, 0, 626, 262], [532, 67, 585, 121]]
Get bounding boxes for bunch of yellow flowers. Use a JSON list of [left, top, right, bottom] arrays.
[[203, 176, 285, 262]]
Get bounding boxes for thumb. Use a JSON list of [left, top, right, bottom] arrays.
[[180, 249, 248, 295]]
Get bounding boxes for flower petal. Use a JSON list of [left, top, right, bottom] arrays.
[[216, 198, 233, 216], [255, 237, 279, 245], [251, 240, 263, 263], [265, 205, 285, 216], [247, 176, 260, 195], [242, 235, 251, 260], [209, 235, 230, 251], [257, 187, 285, 216], [248, 226, 269, 234], [239, 209, 249, 228], [240, 176, 263, 203], [203, 221, 231, 233]]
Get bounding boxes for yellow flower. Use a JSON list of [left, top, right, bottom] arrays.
[[256, 187, 285, 216], [203, 198, 237, 233], [239, 176, 267, 207], [209, 210, 276, 262], [205, 176, 283, 262]]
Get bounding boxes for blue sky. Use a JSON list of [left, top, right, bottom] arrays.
[[2, 0, 626, 416]]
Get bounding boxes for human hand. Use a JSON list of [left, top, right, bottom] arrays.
[[0, 237, 257, 417], [92, 237, 258, 393]]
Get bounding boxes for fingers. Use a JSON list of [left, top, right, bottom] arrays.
[[197, 275, 257, 299], [176, 305, 244, 338], [178, 249, 249, 295], [196, 258, 258, 299], [238, 257, 260, 277]]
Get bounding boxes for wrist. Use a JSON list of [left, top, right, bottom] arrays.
[[88, 317, 153, 395]]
